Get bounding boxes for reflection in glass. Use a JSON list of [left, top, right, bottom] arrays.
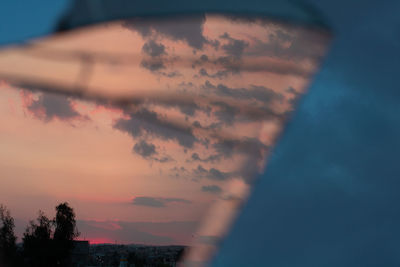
[[0, 14, 330, 266]]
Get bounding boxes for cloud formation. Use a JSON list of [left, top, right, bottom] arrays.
[[201, 185, 222, 194], [220, 32, 249, 59], [197, 68, 229, 79], [114, 108, 197, 148], [123, 15, 207, 49], [203, 81, 284, 105], [190, 153, 220, 163], [247, 27, 329, 62], [213, 137, 268, 159], [139, 39, 177, 75], [194, 165, 233, 181], [132, 196, 192, 208], [140, 58, 166, 71], [211, 101, 239, 126], [194, 53, 312, 77], [133, 140, 157, 158], [142, 39, 167, 57], [25, 92, 84, 122]]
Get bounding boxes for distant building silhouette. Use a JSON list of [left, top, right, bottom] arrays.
[[69, 240, 89, 267]]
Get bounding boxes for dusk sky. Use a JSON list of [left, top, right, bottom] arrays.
[[0, 14, 329, 248]]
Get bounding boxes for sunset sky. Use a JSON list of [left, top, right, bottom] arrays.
[[0, 14, 329, 246]]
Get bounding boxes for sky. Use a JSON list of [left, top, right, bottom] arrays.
[[0, 14, 329, 247]]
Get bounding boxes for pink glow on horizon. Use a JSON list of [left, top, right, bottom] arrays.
[[80, 237, 117, 245]]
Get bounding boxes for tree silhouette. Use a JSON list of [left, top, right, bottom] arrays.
[[53, 202, 79, 241], [53, 202, 80, 266], [22, 211, 53, 267], [22, 203, 80, 267], [0, 205, 17, 266]]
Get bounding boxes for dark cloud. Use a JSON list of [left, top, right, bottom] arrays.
[[26, 92, 83, 122], [191, 54, 213, 69], [169, 137, 268, 182], [198, 68, 229, 79], [218, 56, 312, 76], [139, 65, 182, 76], [213, 56, 241, 73], [213, 137, 268, 159], [133, 197, 165, 207], [170, 166, 189, 178], [123, 15, 207, 49], [208, 100, 280, 126], [177, 104, 197, 116], [190, 120, 222, 132], [218, 14, 329, 63], [194, 165, 232, 181], [190, 153, 220, 163], [158, 71, 181, 78], [247, 27, 329, 62], [132, 196, 191, 208], [190, 27, 320, 77], [114, 108, 197, 148], [192, 121, 202, 128], [140, 56, 181, 77], [211, 101, 238, 125], [209, 168, 230, 181], [240, 154, 265, 183], [142, 39, 166, 57], [203, 81, 284, 105], [201, 185, 222, 194], [155, 97, 201, 117], [213, 137, 269, 182], [140, 58, 165, 71], [178, 81, 195, 89], [200, 54, 208, 61], [286, 86, 298, 95], [133, 140, 157, 158], [211, 138, 269, 183], [140, 39, 180, 76], [219, 84, 283, 104], [220, 32, 249, 59], [154, 156, 173, 163], [286, 86, 301, 106], [132, 140, 172, 162]]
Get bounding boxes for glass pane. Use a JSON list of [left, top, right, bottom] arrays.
[[0, 14, 330, 266]]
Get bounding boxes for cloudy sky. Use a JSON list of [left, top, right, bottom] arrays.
[[0, 14, 328, 246]]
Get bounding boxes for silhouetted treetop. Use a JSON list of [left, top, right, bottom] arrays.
[[0, 205, 17, 266], [22, 210, 53, 267], [53, 202, 79, 241]]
